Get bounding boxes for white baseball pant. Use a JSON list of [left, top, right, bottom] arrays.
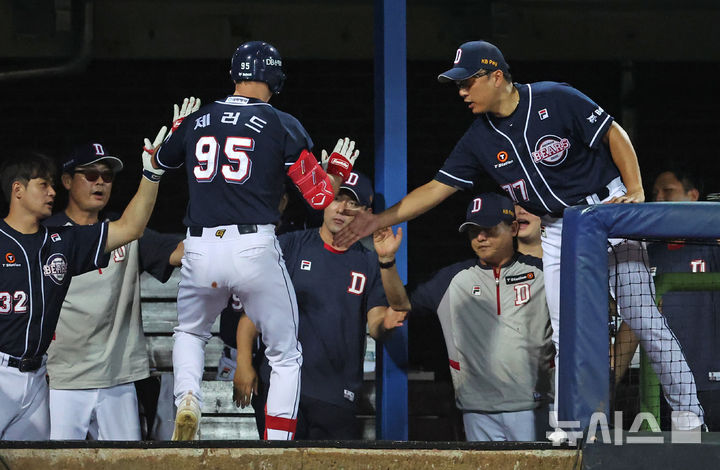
[[541, 177, 704, 428], [0, 355, 50, 440], [49, 383, 141, 440], [173, 224, 301, 440]]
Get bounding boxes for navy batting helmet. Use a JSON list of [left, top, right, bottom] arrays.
[[230, 41, 286, 94]]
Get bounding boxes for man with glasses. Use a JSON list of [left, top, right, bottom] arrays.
[[335, 39, 704, 439], [42, 142, 185, 440]]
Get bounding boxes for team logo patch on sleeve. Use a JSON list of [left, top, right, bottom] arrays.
[[301, 260, 312, 271], [505, 272, 535, 284], [43, 253, 68, 285]]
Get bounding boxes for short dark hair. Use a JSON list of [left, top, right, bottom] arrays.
[[655, 166, 703, 196], [0, 152, 56, 202]]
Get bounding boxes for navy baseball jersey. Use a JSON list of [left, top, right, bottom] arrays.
[[155, 95, 314, 227], [648, 242, 720, 392], [0, 219, 109, 359], [436, 82, 620, 216], [260, 229, 387, 409]]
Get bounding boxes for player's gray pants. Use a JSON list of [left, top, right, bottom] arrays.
[[541, 213, 704, 428], [462, 409, 537, 441], [173, 224, 302, 440]]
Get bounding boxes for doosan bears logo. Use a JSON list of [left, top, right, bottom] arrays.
[[532, 135, 571, 166], [43, 253, 68, 285]]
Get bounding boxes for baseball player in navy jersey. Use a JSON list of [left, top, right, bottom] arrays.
[[152, 41, 360, 440], [42, 139, 185, 441], [0, 121, 173, 440], [232, 172, 408, 439], [335, 40, 704, 437], [405, 194, 553, 441]]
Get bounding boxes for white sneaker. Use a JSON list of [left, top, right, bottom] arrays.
[[547, 428, 569, 444], [172, 391, 201, 441]]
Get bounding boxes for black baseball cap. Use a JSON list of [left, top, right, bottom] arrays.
[[62, 143, 123, 174], [458, 193, 515, 232], [438, 40, 510, 83], [340, 171, 374, 208]]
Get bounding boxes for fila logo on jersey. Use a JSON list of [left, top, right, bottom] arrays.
[[43, 253, 68, 285], [532, 135, 571, 166], [471, 285, 482, 296], [538, 109, 549, 120], [301, 260, 312, 271], [51, 233, 61, 242], [506, 272, 535, 284], [348, 272, 366, 295]]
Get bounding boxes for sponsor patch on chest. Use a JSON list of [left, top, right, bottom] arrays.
[[505, 272, 535, 284], [43, 253, 68, 284]]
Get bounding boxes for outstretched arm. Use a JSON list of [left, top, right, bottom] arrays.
[[334, 179, 458, 247], [105, 127, 167, 252], [604, 122, 644, 203]]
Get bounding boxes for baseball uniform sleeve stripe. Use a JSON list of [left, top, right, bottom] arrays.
[[438, 170, 474, 185], [93, 222, 108, 267], [588, 115, 612, 148]]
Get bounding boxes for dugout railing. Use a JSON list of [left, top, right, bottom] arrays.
[[558, 202, 720, 432]]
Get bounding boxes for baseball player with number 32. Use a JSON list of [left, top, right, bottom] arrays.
[[152, 41, 359, 440], [335, 40, 704, 439]]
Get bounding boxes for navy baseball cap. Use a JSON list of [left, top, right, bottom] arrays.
[[438, 40, 510, 83], [458, 193, 515, 232], [62, 143, 123, 174], [340, 171, 373, 207]]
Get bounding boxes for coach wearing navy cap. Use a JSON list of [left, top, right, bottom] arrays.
[[397, 192, 553, 441]]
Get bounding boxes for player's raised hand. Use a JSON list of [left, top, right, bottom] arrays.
[[171, 96, 201, 133], [232, 362, 259, 409], [334, 208, 379, 246], [324, 137, 360, 181], [373, 226, 403, 261], [141, 126, 168, 182]]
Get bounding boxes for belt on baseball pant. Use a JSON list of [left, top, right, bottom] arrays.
[[548, 179, 616, 218], [189, 224, 258, 237], [0, 352, 43, 372]]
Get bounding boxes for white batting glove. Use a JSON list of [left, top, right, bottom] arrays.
[[171, 96, 201, 134], [324, 137, 360, 181], [142, 125, 168, 182]]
